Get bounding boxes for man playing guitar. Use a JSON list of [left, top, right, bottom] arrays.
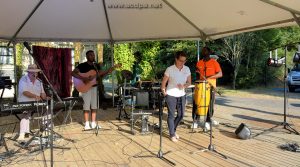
[[72, 50, 120, 130]]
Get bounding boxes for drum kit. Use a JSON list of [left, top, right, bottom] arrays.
[[117, 70, 161, 134]]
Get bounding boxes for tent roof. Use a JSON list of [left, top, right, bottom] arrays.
[[0, 0, 300, 43]]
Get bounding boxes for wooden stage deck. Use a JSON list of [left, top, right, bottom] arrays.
[[0, 94, 300, 167]]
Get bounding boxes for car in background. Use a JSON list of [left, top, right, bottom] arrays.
[[287, 64, 300, 92]]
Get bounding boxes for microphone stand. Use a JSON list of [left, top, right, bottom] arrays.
[[93, 62, 101, 136], [23, 42, 62, 103], [157, 92, 176, 166], [23, 42, 68, 167], [191, 60, 227, 159]]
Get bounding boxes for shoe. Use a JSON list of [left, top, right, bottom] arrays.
[[204, 122, 211, 131], [84, 122, 91, 130], [170, 136, 178, 142], [91, 122, 97, 129], [191, 122, 198, 129], [175, 133, 180, 139], [212, 120, 219, 126], [17, 133, 25, 141]]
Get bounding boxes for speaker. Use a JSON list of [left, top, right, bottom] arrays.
[[235, 123, 251, 140]]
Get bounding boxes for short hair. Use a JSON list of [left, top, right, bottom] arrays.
[[175, 51, 187, 59], [203, 46, 212, 54], [86, 50, 94, 56]]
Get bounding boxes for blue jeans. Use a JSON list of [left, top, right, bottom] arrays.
[[166, 95, 186, 137]]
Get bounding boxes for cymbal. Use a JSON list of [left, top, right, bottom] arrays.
[[121, 70, 133, 80]]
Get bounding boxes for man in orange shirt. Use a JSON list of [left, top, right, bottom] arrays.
[[192, 46, 222, 130]]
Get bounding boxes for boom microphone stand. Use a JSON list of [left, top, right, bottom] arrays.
[[23, 42, 68, 167]]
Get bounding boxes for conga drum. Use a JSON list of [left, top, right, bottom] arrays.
[[194, 80, 211, 116]]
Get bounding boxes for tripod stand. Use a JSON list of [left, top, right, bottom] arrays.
[[273, 46, 299, 135], [192, 83, 227, 159]]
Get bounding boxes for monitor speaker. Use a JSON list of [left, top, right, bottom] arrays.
[[235, 123, 251, 140]]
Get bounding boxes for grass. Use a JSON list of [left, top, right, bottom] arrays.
[[218, 86, 300, 100]]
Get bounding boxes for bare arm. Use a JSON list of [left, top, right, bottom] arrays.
[[97, 63, 122, 77], [161, 74, 169, 96], [72, 68, 91, 83], [208, 71, 222, 79], [23, 91, 42, 101], [184, 75, 192, 88]]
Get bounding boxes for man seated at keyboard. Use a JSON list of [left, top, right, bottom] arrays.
[[17, 64, 47, 141]]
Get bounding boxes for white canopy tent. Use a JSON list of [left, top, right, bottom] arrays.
[[0, 0, 300, 44], [1, 0, 300, 104]]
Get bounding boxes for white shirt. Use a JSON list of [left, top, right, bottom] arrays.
[[18, 75, 45, 102], [164, 64, 191, 97]]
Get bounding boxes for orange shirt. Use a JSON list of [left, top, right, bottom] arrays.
[[196, 59, 221, 87]]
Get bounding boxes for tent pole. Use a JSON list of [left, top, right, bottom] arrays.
[[7, 0, 44, 47], [102, 0, 116, 106], [259, 0, 300, 15], [197, 40, 200, 61], [162, 0, 208, 40], [110, 42, 115, 106], [12, 42, 17, 102], [209, 17, 300, 38], [291, 13, 300, 26]]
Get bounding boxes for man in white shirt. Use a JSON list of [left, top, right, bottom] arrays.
[[17, 64, 47, 141], [161, 51, 191, 142]]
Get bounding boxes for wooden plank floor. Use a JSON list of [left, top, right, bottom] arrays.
[[1, 94, 300, 167]]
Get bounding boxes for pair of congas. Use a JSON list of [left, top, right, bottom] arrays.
[[194, 80, 215, 116]]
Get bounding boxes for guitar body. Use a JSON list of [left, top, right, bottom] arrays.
[[73, 70, 97, 93]]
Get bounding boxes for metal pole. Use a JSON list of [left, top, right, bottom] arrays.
[[197, 40, 200, 61], [111, 42, 115, 106], [12, 43, 17, 101], [284, 46, 287, 124], [50, 92, 54, 167]]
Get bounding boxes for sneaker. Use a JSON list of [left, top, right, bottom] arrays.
[[17, 133, 25, 141], [204, 122, 211, 131], [191, 122, 198, 129], [84, 122, 91, 130], [170, 136, 178, 142], [91, 122, 97, 129], [175, 133, 180, 139]]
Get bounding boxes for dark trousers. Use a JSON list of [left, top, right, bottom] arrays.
[[166, 95, 186, 137], [192, 89, 215, 122]]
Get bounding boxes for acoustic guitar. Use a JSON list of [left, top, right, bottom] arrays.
[[73, 64, 121, 93]]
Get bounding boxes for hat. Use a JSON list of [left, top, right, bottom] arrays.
[[26, 64, 41, 73]]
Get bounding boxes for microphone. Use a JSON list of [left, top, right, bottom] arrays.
[[23, 42, 31, 52]]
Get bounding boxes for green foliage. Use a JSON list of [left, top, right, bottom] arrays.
[[113, 43, 135, 71], [132, 41, 160, 80], [15, 43, 24, 82], [101, 26, 300, 89]]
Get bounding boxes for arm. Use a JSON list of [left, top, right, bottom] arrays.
[[72, 68, 91, 83], [97, 63, 122, 77], [23, 91, 42, 101], [161, 74, 169, 96], [207, 71, 222, 79], [184, 75, 192, 88]]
